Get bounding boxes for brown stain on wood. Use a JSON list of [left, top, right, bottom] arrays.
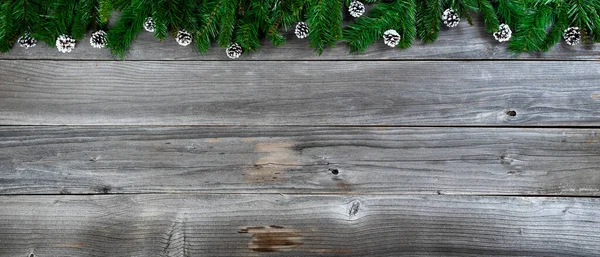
[[586, 132, 600, 144], [238, 225, 302, 252], [592, 93, 600, 100], [336, 180, 352, 193], [245, 142, 299, 183], [206, 138, 221, 143]]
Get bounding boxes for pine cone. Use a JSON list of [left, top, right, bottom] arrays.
[[18, 33, 37, 49], [442, 9, 460, 28], [176, 30, 193, 46], [56, 34, 76, 53], [90, 30, 107, 49], [563, 27, 581, 46], [348, 0, 365, 18], [493, 24, 512, 42], [383, 29, 401, 47], [144, 17, 155, 32], [226, 43, 243, 59], [295, 22, 309, 39]]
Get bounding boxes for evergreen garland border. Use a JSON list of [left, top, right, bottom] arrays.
[[0, 0, 598, 58]]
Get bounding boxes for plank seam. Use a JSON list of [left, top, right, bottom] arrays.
[[2, 125, 600, 129], [1, 58, 599, 62], [2, 193, 600, 197]]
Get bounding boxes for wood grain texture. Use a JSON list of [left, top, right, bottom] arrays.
[[2, 16, 600, 61], [1, 194, 599, 256], [1, 61, 600, 126], [1, 126, 599, 195]]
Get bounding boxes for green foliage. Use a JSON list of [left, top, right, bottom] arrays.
[[0, 0, 18, 52], [72, 0, 97, 39], [476, 0, 500, 32], [236, 0, 269, 51], [419, 0, 442, 43], [508, 3, 553, 52], [42, 0, 77, 45], [344, 0, 416, 52], [195, 0, 224, 52], [494, 0, 525, 26], [541, 1, 569, 51], [106, 0, 152, 58], [2, 0, 600, 56], [98, 0, 113, 25], [306, 0, 343, 55], [0, 0, 46, 52]]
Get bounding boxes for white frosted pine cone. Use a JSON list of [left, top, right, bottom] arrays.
[[295, 22, 309, 39], [176, 30, 193, 46], [226, 43, 243, 59], [18, 33, 37, 48], [348, 0, 365, 18], [144, 17, 155, 32], [442, 8, 460, 28], [493, 24, 512, 42], [563, 27, 581, 46], [383, 29, 401, 47], [90, 30, 108, 48], [56, 34, 76, 53]]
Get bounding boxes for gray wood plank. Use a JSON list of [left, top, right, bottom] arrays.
[[1, 60, 600, 126], [2, 16, 600, 61], [2, 126, 599, 195], [0, 194, 599, 256]]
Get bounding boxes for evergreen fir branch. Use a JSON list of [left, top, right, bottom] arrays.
[[419, 0, 442, 43], [178, 0, 199, 31], [112, 0, 132, 10], [280, 0, 305, 29], [541, 2, 568, 51], [398, 0, 417, 49], [476, 0, 500, 32], [588, 0, 600, 42], [216, 0, 239, 47], [508, 3, 553, 52], [306, 0, 343, 55], [41, 0, 77, 45], [235, 17, 261, 51], [152, 0, 169, 40], [0, 0, 17, 52], [107, 0, 152, 58], [569, 0, 600, 42], [495, 0, 525, 26], [570, 0, 592, 30], [0, 0, 47, 52], [236, 0, 269, 50], [195, 0, 222, 52], [415, 0, 427, 44], [266, 10, 285, 46], [453, 0, 476, 26], [72, 0, 97, 40], [13, 0, 44, 33], [98, 0, 113, 26], [266, 0, 305, 47]]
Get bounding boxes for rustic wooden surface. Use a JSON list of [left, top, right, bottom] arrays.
[[1, 194, 600, 257], [1, 126, 599, 195], [1, 16, 600, 256], [2, 60, 600, 126]]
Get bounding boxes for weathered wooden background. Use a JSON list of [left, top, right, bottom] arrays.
[[1, 17, 600, 257]]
